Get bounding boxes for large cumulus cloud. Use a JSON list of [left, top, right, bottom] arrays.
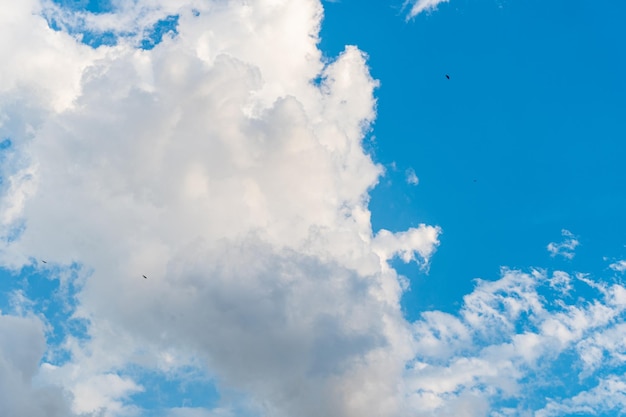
[[0, 1, 439, 416]]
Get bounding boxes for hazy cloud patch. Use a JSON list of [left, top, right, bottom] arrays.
[[609, 260, 626, 272], [547, 229, 580, 260], [405, 168, 419, 185], [404, 0, 450, 19]]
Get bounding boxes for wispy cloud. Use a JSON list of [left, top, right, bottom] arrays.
[[404, 0, 450, 19], [408, 268, 626, 416], [405, 168, 419, 186], [547, 229, 580, 259], [609, 260, 626, 272]]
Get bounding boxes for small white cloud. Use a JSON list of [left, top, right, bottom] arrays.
[[609, 260, 626, 272], [549, 270, 573, 295], [404, 0, 450, 19], [373, 225, 441, 266], [547, 229, 580, 260], [405, 168, 419, 186]]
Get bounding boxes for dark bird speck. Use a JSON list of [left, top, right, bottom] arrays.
[[445, 74, 450, 80]]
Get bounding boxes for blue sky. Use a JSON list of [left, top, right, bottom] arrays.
[[320, 0, 626, 314], [1, 1, 626, 416]]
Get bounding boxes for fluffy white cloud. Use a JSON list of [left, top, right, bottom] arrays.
[[0, 1, 103, 111], [405, 268, 626, 416], [547, 229, 580, 259], [0, 1, 440, 416], [404, 0, 450, 19], [537, 376, 626, 417]]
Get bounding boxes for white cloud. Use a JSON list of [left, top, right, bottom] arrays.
[[609, 260, 626, 272], [373, 226, 441, 266], [549, 270, 573, 295], [405, 168, 419, 185], [404, 267, 626, 416], [404, 0, 450, 19], [537, 376, 626, 417], [0, 1, 102, 111], [547, 229, 580, 259], [0, 1, 440, 416]]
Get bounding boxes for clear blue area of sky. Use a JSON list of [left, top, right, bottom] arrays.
[[319, 0, 626, 316], [53, 0, 114, 14]]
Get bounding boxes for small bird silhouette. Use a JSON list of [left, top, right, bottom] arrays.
[[445, 74, 450, 80], [142, 275, 147, 279], [41, 260, 47, 264]]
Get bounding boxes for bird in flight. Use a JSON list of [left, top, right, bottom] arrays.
[[142, 275, 147, 279], [41, 260, 47, 264], [445, 74, 450, 80]]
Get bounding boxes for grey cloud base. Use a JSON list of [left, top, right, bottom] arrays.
[[0, 315, 74, 417]]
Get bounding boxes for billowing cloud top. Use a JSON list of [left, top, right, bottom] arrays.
[[0, 1, 440, 416]]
